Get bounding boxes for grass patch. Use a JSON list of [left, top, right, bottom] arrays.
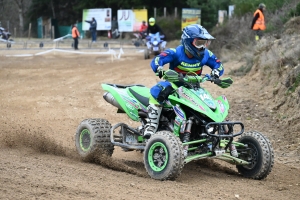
[[288, 73, 300, 93]]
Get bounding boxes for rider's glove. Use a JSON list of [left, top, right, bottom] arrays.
[[157, 66, 164, 79], [211, 69, 220, 79]]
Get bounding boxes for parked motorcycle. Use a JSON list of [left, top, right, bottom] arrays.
[[132, 31, 147, 47], [144, 32, 167, 59], [0, 26, 12, 41], [75, 69, 274, 181]]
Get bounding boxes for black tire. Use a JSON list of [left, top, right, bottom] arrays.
[[236, 131, 274, 180], [143, 131, 185, 180], [134, 41, 140, 47], [75, 118, 114, 159], [144, 49, 150, 59]]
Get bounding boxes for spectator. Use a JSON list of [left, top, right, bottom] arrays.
[[71, 24, 80, 50], [85, 17, 97, 43], [140, 20, 148, 32], [111, 16, 119, 39], [251, 3, 266, 41]]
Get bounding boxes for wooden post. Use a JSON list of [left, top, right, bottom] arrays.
[[14, 27, 16, 38], [28, 23, 32, 40], [164, 7, 166, 17], [154, 7, 156, 18], [175, 7, 177, 18], [52, 25, 54, 39]]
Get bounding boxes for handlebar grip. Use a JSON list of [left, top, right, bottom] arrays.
[[213, 78, 222, 85]]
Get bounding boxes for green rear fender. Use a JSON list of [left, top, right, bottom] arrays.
[[101, 84, 149, 121]]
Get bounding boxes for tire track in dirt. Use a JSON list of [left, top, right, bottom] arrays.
[[0, 120, 242, 179], [0, 121, 149, 177]]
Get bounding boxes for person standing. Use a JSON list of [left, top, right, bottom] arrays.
[[140, 20, 148, 33], [72, 24, 80, 50], [85, 17, 97, 43], [111, 16, 119, 39], [251, 3, 266, 41]]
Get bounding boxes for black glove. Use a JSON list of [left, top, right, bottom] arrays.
[[157, 66, 164, 79], [158, 71, 164, 79]]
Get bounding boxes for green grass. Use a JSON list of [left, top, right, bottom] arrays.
[[288, 73, 300, 93]]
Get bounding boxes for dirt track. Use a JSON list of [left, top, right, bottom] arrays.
[[0, 49, 299, 200]]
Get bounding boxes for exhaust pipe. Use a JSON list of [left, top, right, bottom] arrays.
[[103, 92, 123, 111]]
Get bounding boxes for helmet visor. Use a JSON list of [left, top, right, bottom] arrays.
[[149, 21, 155, 26], [192, 38, 211, 49]]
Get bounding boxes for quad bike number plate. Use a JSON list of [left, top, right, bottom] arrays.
[[153, 47, 159, 51]]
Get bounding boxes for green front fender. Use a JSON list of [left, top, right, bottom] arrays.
[[168, 94, 229, 123], [215, 95, 229, 119]]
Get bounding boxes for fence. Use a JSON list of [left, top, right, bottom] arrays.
[[0, 37, 141, 50]]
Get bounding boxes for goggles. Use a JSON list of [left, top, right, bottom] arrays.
[[149, 21, 155, 26], [192, 38, 211, 49]]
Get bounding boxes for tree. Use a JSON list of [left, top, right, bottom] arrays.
[[13, 0, 25, 35], [0, 0, 31, 36]]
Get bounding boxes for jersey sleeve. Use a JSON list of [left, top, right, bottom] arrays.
[[150, 48, 177, 73], [202, 49, 224, 76]]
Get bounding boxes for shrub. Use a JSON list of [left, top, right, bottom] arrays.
[[156, 16, 181, 41]]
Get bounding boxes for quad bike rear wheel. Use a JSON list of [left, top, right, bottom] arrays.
[[143, 131, 185, 180], [75, 118, 114, 159], [236, 131, 274, 179]]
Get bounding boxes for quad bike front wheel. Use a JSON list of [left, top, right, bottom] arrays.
[[75, 118, 114, 159], [236, 131, 274, 180], [143, 131, 185, 181], [144, 48, 150, 59]]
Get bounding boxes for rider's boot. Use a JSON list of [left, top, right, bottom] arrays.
[[143, 103, 162, 139]]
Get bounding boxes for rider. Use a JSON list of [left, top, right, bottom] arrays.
[[147, 18, 163, 35], [143, 24, 224, 139], [146, 17, 166, 51]]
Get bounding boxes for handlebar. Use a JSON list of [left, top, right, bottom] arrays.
[[155, 69, 233, 89], [155, 69, 222, 89]]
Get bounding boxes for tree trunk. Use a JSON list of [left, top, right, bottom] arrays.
[[12, 0, 25, 37], [18, 7, 24, 37], [51, 0, 55, 19]]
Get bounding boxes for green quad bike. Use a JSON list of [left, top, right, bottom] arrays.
[[75, 70, 274, 181]]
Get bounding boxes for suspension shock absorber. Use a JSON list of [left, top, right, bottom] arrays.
[[182, 118, 193, 157], [183, 118, 193, 142]]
